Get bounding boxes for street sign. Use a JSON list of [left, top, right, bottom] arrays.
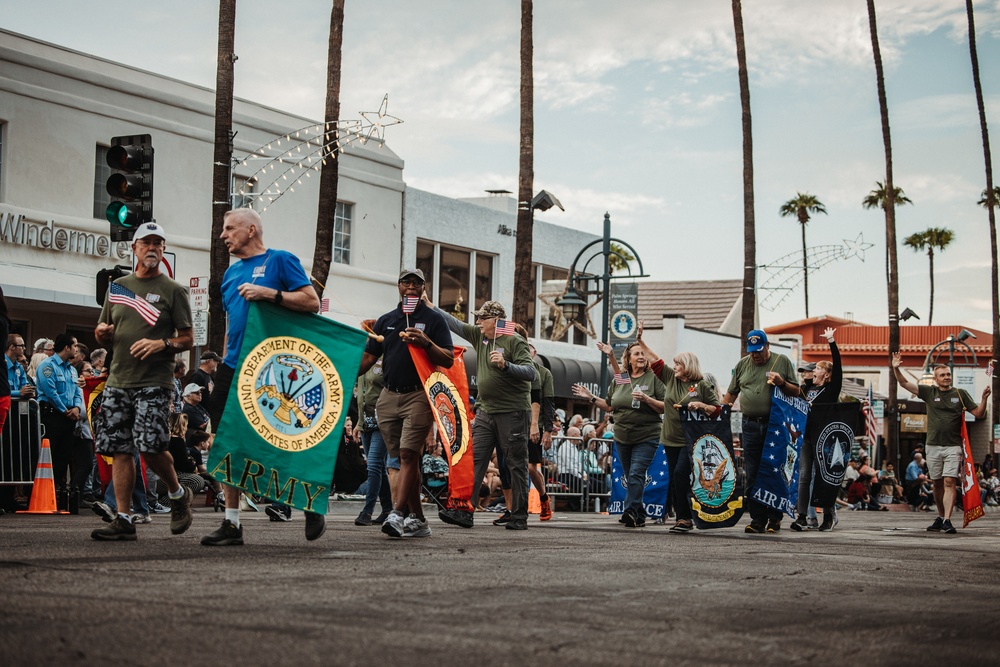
[[192, 310, 208, 347], [872, 400, 884, 419], [954, 368, 977, 422], [189, 276, 209, 311]]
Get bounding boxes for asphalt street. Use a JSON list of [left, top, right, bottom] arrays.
[[2, 501, 998, 666]]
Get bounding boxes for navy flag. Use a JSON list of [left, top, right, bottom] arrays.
[[751, 387, 810, 518], [807, 402, 861, 508], [680, 405, 744, 529]]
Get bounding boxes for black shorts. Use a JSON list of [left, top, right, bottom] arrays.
[[208, 363, 235, 433], [528, 440, 543, 465]]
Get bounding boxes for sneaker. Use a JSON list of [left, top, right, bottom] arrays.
[[381, 511, 406, 538], [634, 516, 646, 528], [304, 512, 326, 541], [505, 518, 528, 531], [169, 487, 193, 535], [745, 521, 765, 534], [201, 519, 244, 546], [941, 519, 957, 534], [92, 501, 114, 523], [354, 511, 373, 526], [790, 515, 808, 532], [622, 508, 638, 528], [240, 494, 259, 512], [150, 501, 171, 514], [439, 508, 474, 528], [927, 517, 945, 532], [91, 516, 137, 541], [267, 505, 293, 522], [806, 517, 819, 529], [818, 514, 834, 532], [539, 496, 553, 521], [130, 514, 152, 525], [372, 509, 391, 525], [766, 519, 781, 533], [492, 510, 512, 526], [401, 514, 431, 538], [669, 520, 693, 534]]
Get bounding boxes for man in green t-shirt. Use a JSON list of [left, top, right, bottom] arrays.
[[723, 329, 800, 534], [892, 353, 990, 534], [529, 342, 555, 521]]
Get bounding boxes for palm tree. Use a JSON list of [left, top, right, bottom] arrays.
[[512, 0, 535, 331], [208, 0, 237, 353], [862, 181, 912, 210], [311, 0, 345, 298], [968, 0, 999, 436], [903, 227, 955, 325], [609, 242, 634, 273], [779, 193, 827, 318], [732, 0, 756, 353], [866, 0, 902, 467]]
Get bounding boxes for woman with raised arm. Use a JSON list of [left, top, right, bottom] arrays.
[[572, 340, 666, 527]]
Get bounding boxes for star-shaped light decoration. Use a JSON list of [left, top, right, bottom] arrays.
[[841, 232, 875, 261], [359, 94, 403, 148]]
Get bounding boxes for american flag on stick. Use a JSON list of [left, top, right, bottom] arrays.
[[495, 319, 517, 336], [108, 283, 160, 327], [863, 385, 878, 445], [614, 371, 631, 385], [320, 298, 330, 313], [402, 296, 420, 314]]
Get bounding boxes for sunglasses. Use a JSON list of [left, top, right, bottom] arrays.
[[398, 279, 424, 287]]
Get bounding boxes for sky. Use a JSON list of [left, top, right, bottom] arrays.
[[4, 0, 1000, 332]]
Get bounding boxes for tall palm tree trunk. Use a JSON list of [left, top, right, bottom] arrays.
[[927, 248, 935, 325], [209, 0, 236, 354], [801, 222, 809, 318], [312, 0, 345, 298], [867, 0, 901, 467], [967, 0, 999, 436], [732, 0, 756, 352], [512, 0, 535, 329]]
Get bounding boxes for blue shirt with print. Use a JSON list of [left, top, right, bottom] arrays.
[[6, 356, 31, 397], [34, 355, 84, 413]]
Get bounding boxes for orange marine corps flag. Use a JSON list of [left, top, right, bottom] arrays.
[[960, 418, 984, 528], [409, 346, 475, 512]]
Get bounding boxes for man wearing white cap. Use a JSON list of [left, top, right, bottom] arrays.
[[181, 383, 210, 432], [91, 222, 195, 541]]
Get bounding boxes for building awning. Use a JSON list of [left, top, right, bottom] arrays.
[[538, 354, 603, 399]]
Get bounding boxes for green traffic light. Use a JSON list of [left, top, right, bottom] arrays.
[[106, 202, 138, 228]]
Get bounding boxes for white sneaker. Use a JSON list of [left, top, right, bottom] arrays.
[[381, 511, 406, 538], [130, 514, 153, 524], [401, 514, 431, 538]]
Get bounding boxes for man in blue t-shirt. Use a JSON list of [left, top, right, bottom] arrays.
[[201, 208, 322, 547]]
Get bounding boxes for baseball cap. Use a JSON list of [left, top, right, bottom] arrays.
[[398, 268, 426, 282], [200, 351, 222, 362], [798, 362, 817, 372], [746, 329, 768, 352], [473, 300, 506, 319], [133, 222, 167, 243], [182, 383, 203, 397]]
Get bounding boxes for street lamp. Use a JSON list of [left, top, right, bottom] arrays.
[[923, 330, 978, 376], [556, 212, 647, 396]]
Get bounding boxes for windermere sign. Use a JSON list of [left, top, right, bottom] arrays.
[[0, 208, 130, 259]]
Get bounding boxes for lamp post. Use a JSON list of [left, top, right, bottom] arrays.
[[923, 329, 978, 376], [556, 212, 648, 397]]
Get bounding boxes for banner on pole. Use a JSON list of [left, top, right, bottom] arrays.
[[807, 402, 861, 508], [750, 387, 809, 518], [680, 405, 744, 529]]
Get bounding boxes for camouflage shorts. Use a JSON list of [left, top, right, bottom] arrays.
[[94, 386, 172, 455]]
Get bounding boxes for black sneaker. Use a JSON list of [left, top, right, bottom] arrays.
[[439, 508, 475, 528], [304, 512, 326, 541], [766, 519, 782, 533], [201, 519, 244, 546], [372, 509, 391, 525], [622, 508, 638, 528], [267, 505, 293, 522], [492, 510, 512, 526], [354, 511, 373, 526], [818, 514, 835, 532], [745, 521, 766, 534], [927, 517, 945, 532], [505, 518, 528, 531], [169, 487, 194, 535], [941, 519, 957, 534], [91, 516, 137, 541], [790, 515, 808, 532], [634, 516, 646, 528]]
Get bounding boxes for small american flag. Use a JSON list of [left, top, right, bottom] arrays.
[[402, 296, 420, 314], [495, 319, 517, 336], [863, 385, 878, 445], [108, 283, 160, 327], [614, 371, 631, 385], [320, 298, 330, 313], [988, 361, 994, 378]]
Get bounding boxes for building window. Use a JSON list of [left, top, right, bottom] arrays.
[[334, 201, 352, 264], [232, 174, 255, 208], [416, 240, 494, 323], [94, 145, 111, 220]]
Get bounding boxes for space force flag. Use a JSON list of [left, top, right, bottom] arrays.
[[750, 387, 809, 518], [806, 402, 861, 508], [208, 302, 368, 514], [680, 405, 744, 529]]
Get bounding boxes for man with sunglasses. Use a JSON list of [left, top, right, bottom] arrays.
[[6, 334, 34, 400]]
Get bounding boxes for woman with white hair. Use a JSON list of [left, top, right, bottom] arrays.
[[27, 337, 53, 380]]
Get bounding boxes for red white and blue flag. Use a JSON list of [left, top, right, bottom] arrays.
[[614, 371, 631, 385], [495, 319, 517, 336], [401, 296, 420, 314], [863, 385, 878, 446], [108, 283, 160, 327]]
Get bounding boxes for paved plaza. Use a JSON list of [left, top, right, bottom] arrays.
[[2, 501, 999, 665]]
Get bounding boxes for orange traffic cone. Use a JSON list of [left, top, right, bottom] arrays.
[[17, 438, 69, 515], [528, 484, 541, 515]]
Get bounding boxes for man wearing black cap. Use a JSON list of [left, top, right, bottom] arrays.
[[188, 350, 220, 411], [723, 329, 800, 534], [357, 268, 454, 539]]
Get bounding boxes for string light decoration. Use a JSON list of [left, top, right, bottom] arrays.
[[235, 95, 402, 213], [757, 232, 875, 311]]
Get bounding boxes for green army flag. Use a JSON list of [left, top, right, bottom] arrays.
[[208, 302, 368, 514]]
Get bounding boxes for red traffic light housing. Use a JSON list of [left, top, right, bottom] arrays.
[[105, 134, 153, 241]]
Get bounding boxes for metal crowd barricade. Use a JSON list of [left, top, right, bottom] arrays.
[[545, 435, 587, 511], [1, 397, 43, 484], [583, 437, 614, 512]]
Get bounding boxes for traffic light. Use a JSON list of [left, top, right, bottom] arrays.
[[96, 266, 129, 306], [105, 134, 153, 241]]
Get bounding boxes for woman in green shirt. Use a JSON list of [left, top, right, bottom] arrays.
[[573, 342, 666, 527]]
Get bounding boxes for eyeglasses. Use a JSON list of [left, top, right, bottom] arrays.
[[398, 279, 424, 287], [10, 343, 25, 348], [136, 239, 165, 248]]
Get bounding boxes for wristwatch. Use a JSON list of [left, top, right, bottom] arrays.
[[162, 338, 172, 351], [590, 396, 597, 404], [274, 290, 284, 305]]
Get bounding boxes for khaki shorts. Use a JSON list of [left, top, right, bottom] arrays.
[[376, 388, 434, 458], [925, 445, 962, 480]]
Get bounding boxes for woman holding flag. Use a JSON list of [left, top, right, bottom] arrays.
[[572, 342, 666, 527]]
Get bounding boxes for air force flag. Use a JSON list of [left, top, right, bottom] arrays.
[[751, 387, 809, 518], [609, 443, 669, 519]]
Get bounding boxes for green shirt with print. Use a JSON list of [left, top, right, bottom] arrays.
[[653, 363, 720, 446], [455, 321, 534, 414], [726, 352, 797, 419], [917, 384, 977, 447], [356, 360, 385, 431], [605, 369, 666, 445]]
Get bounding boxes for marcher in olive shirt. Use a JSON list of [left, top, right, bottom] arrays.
[[573, 341, 665, 527]]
